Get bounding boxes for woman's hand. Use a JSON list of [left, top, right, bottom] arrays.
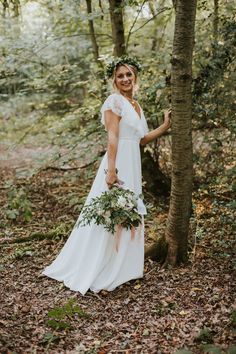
[[163, 109, 171, 130], [140, 109, 171, 146], [105, 171, 124, 189], [105, 171, 118, 189]]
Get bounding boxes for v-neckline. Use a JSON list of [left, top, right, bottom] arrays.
[[119, 94, 142, 120]]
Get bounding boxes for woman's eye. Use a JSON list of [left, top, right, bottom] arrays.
[[127, 72, 132, 77]]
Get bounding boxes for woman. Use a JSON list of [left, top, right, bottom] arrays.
[[42, 57, 171, 295]]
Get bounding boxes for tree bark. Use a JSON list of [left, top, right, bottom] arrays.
[[213, 0, 219, 44], [109, 0, 126, 56], [141, 149, 170, 196], [172, 0, 177, 11], [164, 0, 197, 265], [13, 0, 20, 17], [85, 0, 100, 62]]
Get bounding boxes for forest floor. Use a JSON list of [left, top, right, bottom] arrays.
[[0, 145, 235, 354]]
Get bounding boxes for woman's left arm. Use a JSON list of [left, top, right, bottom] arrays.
[[140, 109, 171, 146]]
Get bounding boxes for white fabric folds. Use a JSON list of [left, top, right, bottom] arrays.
[[42, 93, 149, 295]]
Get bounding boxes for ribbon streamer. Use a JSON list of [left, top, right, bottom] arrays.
[[115, 224, 123, 252], [115, 221, 143, 252]]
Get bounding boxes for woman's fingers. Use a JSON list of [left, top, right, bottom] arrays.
[[105, 172, 124, 189], [164, 108, 171, 117], [163, 109, 171, 129], [105, 175, 118, 188], [117, 178, 124, 185]]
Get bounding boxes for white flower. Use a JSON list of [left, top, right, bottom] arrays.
[[125, 201, 134, 210], [104, 210, 111, 217], [117, 196, 127, 208], [105, 218, 111, 225], [104, 210, 111, 224], [97, 208, 103, 216], [111, 200, 117, 208]]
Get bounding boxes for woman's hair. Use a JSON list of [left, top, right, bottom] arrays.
[[112, 64, 139, 94]]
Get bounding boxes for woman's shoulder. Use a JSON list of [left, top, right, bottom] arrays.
[[104, 92, 122, 102], [102, 92, 123, 108], [100, 92, 124, 117]]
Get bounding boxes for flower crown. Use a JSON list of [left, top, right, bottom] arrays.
[[105, 56, 142, 78]]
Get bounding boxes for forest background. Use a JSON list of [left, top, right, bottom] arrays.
[[0, 0, 235, 353]]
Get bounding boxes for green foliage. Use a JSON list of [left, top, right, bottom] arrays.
[[46, 298, 89, 331], [228, 345, 236, 354], [193, 16, 236, 131], [201, 344, 222, 354], [50, 222, 73, 238], [40, 332, 60, 345], [105, 55, 142, 78], [0, 246, 34, 264], [230, 310, 236, 329], [194, 327, 214, 344], [4, 181, 32, 222], [175, 350, 193, 354], [154, 300, 176, 316], [46, 319, 72, 331], [77, 185, 143, 234]]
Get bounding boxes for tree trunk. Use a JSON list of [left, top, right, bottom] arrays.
[[164, 0, 197, 266], [141, 149, 170, 196], [85, 0, 106, 96], [172, 0, 177, 11], [2, 0, 9, 17], [85, 0, 100, 62], [13, 0, 20, 17], [109, 0, 126, 56], [213, 0, 219, 44]]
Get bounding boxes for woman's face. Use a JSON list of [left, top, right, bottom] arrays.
[[114, 65, 136, 93]]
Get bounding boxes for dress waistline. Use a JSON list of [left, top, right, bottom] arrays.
[[119, 137, 140, 143]]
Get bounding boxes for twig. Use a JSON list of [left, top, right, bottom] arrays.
[[145, 266, 157, 276], [126, 0, 147, 49], [130, 7, 171, 35], [85, 292, 106, 304], [0, 231, 67, 246], [42, 160, 97, 171]]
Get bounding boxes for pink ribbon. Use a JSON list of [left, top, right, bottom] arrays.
[[115, 224, 123, 252], [115, 222, 142, 252]]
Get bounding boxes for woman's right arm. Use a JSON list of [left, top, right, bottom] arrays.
[[140, 109, 171, 146], [104, 110, 121, 188]]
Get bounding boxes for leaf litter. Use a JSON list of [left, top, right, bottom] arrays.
[[0, 162, 235, 353]]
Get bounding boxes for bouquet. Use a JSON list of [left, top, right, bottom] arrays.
[[77, 185, 143, 234]]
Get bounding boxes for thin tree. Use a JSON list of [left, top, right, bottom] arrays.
[[146, 0, 197, 261], [109, 0, 126, 56], [164, 0, 197, 265], [213, 0, 219, 44], [85, 0, 100, 62]]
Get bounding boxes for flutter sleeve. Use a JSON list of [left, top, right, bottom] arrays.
[[100, 94, 123, 126]]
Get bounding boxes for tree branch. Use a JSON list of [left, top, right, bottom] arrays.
[[130, 7, 171, 36], [126, 0, 147, 50]]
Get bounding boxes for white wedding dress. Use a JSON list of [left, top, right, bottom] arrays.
[[42, 93, 149, 295]]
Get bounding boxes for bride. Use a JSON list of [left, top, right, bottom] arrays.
[[42, 57, 171, 295]]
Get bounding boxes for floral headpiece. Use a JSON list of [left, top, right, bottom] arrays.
[[105, 56, 142, 78]]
